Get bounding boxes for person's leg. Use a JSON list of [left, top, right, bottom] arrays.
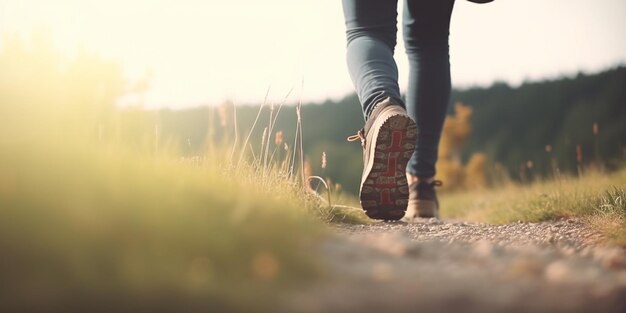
[[342, 0, 417, 220], [402, 0, 455, 219], [403, 0, 455, 179], [342, 0, 403, 119]]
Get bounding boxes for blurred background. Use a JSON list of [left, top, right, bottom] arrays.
[[2, 0, 625, 106], [1, 0, 625, 193], [1, 1, 625, 311]]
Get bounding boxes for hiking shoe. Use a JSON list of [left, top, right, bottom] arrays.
[[347, 98, 417, 221], [405, 179, 443, 219]]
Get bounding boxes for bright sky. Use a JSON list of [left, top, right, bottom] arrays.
[[1, 0, 625, 108]]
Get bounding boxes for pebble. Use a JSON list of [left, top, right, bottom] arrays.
[[473, 240, 494, 258], [545, 260, 574, 283], [594, 248, 626, 269]]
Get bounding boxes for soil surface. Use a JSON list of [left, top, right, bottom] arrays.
[[282, 218, 626, 313]]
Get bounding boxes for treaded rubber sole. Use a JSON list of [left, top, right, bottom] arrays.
[[360, 114, 417, 220]]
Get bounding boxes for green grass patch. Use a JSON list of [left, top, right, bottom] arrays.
[[0, 138, 326, 312], [441, 169, 626, 244], [305, 177, 371, 225]]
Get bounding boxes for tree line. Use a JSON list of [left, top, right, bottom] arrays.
[[153, 66, 625, 195], [4, 34, 622, 196]]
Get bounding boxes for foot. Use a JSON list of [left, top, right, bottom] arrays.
[[347, 98, 417, 221], [404, 175, 443, 220]]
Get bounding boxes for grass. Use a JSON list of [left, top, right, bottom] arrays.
[[2, 35, 625, 313], [0, 132, 329, 312], [1, 99, 624, 313], [0, 35, 368, 311], [441, 169, 626, 245], [306, 175, 371, 225]]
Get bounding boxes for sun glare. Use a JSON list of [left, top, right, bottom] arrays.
[[2, 0, 625, 108]]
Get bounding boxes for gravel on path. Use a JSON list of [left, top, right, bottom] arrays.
[[281, 218, 626, 313]]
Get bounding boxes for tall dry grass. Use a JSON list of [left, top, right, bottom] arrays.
[[0, 33, 334, 313], [441, 169, 626, 244]]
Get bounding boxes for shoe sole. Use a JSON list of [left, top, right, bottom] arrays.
[[360, 112, 417, 220]]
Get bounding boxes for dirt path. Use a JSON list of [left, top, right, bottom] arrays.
[[282, 218, 626, 313]]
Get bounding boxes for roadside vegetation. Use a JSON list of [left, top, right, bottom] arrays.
[[1, 32, 624, 313], [0, 34, 326, 312], [441, 169, 626, 245]]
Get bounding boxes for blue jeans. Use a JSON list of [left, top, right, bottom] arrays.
[[342, 0, 455, 178]]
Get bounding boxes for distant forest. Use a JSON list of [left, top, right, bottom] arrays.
[[151, 66, 626, 195]]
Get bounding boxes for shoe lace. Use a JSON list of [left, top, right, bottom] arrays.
[[346, 129, 366, 147]]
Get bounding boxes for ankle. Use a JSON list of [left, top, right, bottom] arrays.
[[418, 176, 435, 184], [407, 173, 435, 185]]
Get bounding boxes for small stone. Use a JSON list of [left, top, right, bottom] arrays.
[[594, 248, 626, 270], [561, 247, 576, 256], [591, 283, 615, 298], [371, 262, 394, 282], [508, 257, 544, 278], [617, 272, 626, 286], [545, 261, 575, 284], [368, 233, 409, 256], [473, 240, 494, 258]]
